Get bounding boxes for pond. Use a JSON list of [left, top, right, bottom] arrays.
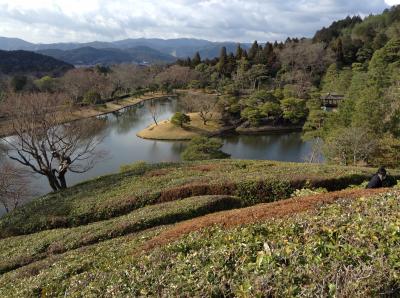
[[1, 97, 317, 214]]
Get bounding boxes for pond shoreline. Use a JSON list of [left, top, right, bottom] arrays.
[[235, 125, 303, 135], [0, 93, 177, 138]]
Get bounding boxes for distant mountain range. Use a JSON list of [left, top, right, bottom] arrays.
[[37, 46, 176, 66], [0, 37, 250, 64], [0, 50, 74, 76]]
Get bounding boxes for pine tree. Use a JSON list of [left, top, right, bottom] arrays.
[[217, 46, 228, 75], [192, 52, 201, 68], [226, 52, 236, 75], [235, 44, 243, 60], [248, 40, 259, 61], [335, 38, 345, 65]]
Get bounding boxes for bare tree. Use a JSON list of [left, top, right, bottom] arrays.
[[148, 100, 159, 126], [324, 127, 378, 166], [110, 64, 153, 95], [155, 65, 200, 89], [0, 162, 30, 213], [279, 40, 334, 97], [61, 68, 113, 104], [1, 92, 107, 191], [182, 93, 218, 125]]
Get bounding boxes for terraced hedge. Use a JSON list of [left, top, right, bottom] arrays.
[[0, 160, 395, 238], [0, 191, 398, 297], [0, 195, 241, 274], [124, 192, 400, 297]]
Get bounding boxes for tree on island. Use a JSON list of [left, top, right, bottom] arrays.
[[171, 112, 191, 128], [1, 92, 107, 191], [181, 136, 230, 161], [182, 93, 218, 125]]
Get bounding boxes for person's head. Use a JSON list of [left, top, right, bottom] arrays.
[[377, 167, 387, 180]]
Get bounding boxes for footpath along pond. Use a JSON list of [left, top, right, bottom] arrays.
[[1, 96, 316, 211]]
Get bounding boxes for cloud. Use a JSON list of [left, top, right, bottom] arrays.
[[0, 0, 392, 43]]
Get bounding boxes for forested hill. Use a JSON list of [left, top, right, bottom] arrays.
[[313, 6, 400, 65], [0, 50, 74, 76]]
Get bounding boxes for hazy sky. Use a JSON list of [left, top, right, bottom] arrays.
[[0, 0, 399, 43]]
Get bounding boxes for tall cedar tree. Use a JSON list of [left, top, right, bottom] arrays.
[[192, 52, 201, 68], [235, 44, 243, 60], [217, 46, 228, 76], [335, 38, 345, 66], [248, 41, 260, 61]]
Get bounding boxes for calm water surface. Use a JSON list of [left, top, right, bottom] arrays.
[[1, 97, 316, 214]]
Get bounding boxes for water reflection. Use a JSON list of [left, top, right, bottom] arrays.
[[222, 133, 315, 162]]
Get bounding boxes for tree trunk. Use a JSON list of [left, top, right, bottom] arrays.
[[46, 174, 61, 192], [58, 173, 67, 189]]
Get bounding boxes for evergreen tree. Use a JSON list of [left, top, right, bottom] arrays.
[[185, 57, 192, 67], [217, 46, 228, 76], [181, 137, 230, 161], [248, 40, 259, 61], [171, 112, 191, 127], [235, 44, 243, 60], [335, 38, 345, 65], [227, 52, 236, 75], [191, 52, 201, 68]]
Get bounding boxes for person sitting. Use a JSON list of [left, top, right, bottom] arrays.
[[366, 167, 387, 189]]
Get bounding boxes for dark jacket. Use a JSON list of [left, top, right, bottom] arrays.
[[366, 174, 383, 189]]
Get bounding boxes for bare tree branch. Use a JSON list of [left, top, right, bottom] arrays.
[[1, 92, 107, 191]]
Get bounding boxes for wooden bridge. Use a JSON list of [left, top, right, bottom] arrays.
[[321, 93, 344, 108]]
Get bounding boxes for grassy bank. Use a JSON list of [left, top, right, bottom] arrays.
[[137, 112, 222, 140], [0, 160, 387, 238]]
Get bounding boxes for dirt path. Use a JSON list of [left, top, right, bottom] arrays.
[[137, 188, 389, 253]]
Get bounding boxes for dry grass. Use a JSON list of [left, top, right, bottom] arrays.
[[137, 112, 222, 140]]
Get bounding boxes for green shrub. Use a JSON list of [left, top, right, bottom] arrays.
[[291, 187, 328, 198], [171, 112, 191, 127], [236, 180, 293, 205], [181, 137, 230, 161], [82, 91, 103, 105]]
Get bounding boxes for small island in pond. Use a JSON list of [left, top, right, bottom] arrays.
[[137, 112, 222, 140]]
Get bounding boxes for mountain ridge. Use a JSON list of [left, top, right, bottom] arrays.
[[37, 46, 177, 66], [0, 50, 74, 76], [0, 36, 250, 59]]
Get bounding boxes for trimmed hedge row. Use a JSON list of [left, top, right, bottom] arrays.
[[1, 166, 396, 238], [0, 195, 242, 275]]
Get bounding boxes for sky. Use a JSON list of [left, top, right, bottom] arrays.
[[0, 0, 399, 44]]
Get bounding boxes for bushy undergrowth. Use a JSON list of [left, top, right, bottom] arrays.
[[0, 192, 398, 297], [0, 195, 241, 274], [0, 160, 386, 238]]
